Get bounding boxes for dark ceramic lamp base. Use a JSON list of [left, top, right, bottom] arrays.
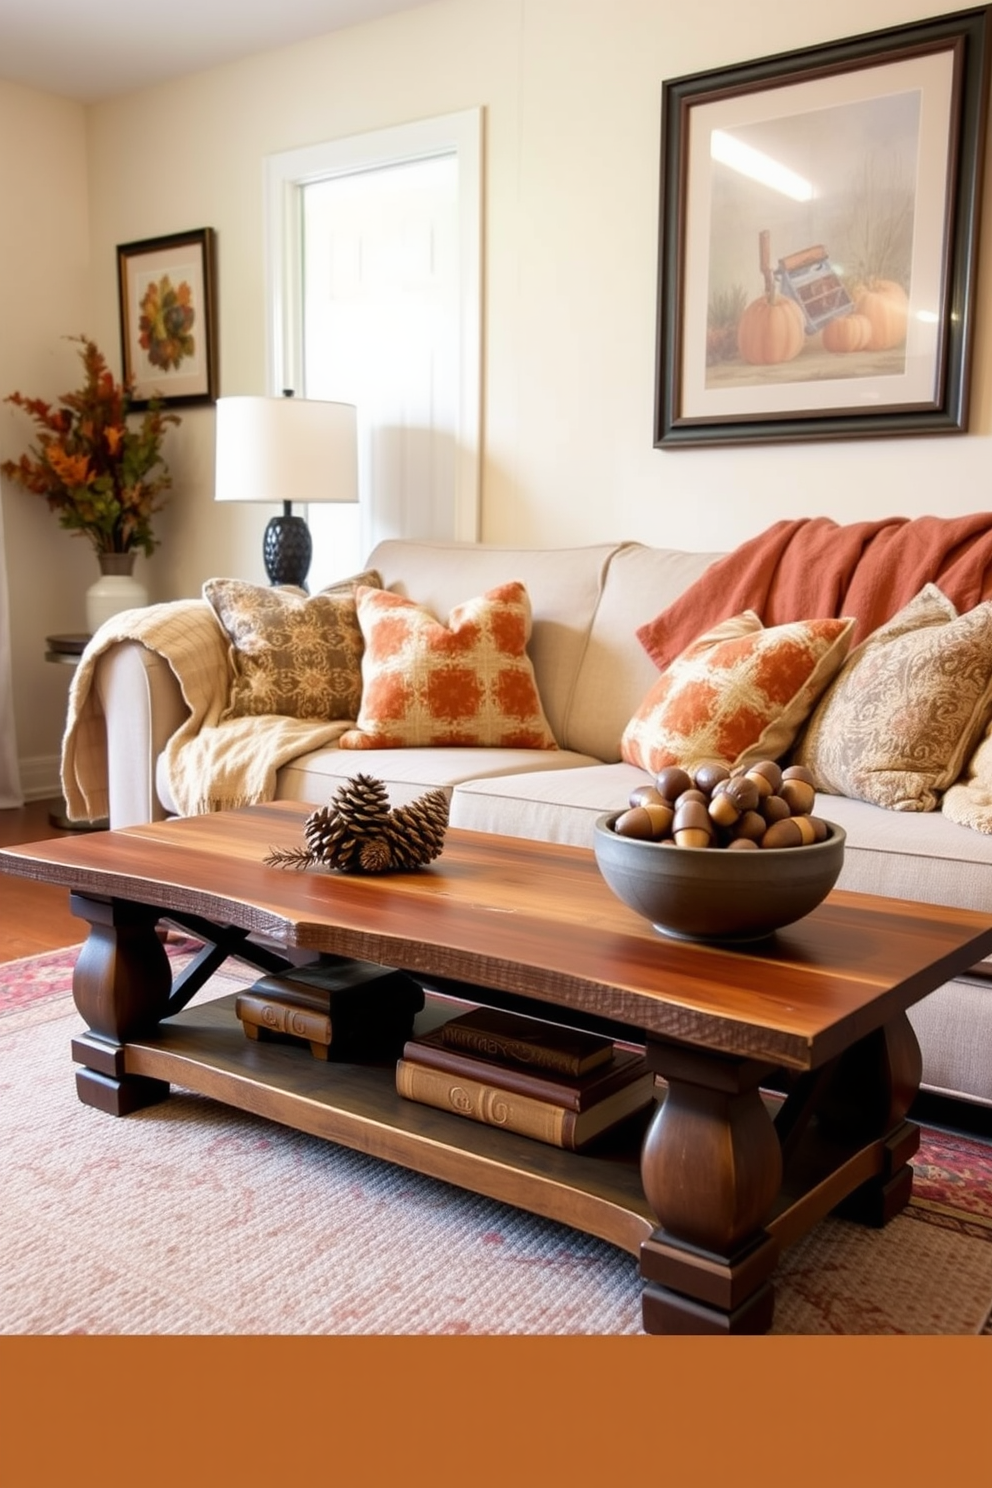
[[263, 508, 312, 588]]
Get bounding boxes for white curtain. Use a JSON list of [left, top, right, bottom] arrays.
[[0, 496, 23, 807]]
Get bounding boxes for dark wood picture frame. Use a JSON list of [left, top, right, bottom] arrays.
[[117, 227, 218, 408], [655, 7, 991, 447]]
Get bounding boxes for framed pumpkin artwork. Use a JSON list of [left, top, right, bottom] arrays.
[[117, 228, 218, 409], [655, 7, 991, 446]]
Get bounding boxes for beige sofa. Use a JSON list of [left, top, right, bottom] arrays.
[[81, 537, 992, 1110]]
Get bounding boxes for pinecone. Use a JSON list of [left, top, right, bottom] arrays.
[[331, 773, 392, 833], [304, 776, 391, 871], [303, 803, 363, 872], [387, 789, 449, 869], [357, 837, 394, 873]]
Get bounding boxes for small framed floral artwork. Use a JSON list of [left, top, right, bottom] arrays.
[[117, 227, 218, 408]]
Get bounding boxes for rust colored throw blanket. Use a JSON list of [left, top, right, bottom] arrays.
[[637, 514, 992, 671]]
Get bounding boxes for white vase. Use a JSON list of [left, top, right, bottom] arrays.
[[85, 552, 148, 635]]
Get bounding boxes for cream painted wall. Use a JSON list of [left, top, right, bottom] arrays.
[[4, 0, 992, 792], [0, 82, 93, 798]]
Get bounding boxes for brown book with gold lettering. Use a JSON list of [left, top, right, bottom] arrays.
[[434, 1006, 614, 1078], [235, 993, 334, 1052], [402, 1026, 647, 1111], [395, 1056, 655, 1151]]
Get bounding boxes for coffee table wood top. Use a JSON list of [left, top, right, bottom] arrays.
[[4, 800, 991, 1071]]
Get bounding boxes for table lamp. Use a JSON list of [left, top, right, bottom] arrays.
[[214, 393, 359, 588]]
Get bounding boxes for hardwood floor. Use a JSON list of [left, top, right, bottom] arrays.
[[0, 798, 91, 961]]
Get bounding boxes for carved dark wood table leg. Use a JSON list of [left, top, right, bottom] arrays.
[[69, 894, 174, 1116], [822, 1010, 923, 1227], [639, 1042, 782, 1335], [68, 893, 300, 1116], [638, 1010, 926, 1334]]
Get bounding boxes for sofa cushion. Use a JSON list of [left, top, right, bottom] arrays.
[[907, 976, 992, 1106], [275, 744, 603, 813], [339, 582, 558, 750], [203, 571, 379, 721], [449, 761, 651, 847], [793, 585, 992, 812], [564, 543, 723, 761], [818, 792, 992, 912], [619, 611, 853, 776]]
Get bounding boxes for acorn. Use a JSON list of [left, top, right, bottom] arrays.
[[655, 766, 694, 802], [614, 806, 658, 839], [675, 787, 709, 809], [761, 794, 792, 825], [629, 783, 665, 809], [672, 799, 713, 848], [708, 774, 760, 828], [760, 815, 819, 849], [733, 809, 767, 843], [643, 802, 675, 837], [726, 837, 759, 851], [744, 759, 783, 798], [614, 802, 674, 840], [780, 777, 816, 816], [708, 789, 741, 828], [693, 762, 730, 797], [729, 775, 760, 813]]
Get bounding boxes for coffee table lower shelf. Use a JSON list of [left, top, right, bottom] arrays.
[[73, 991, 661, 1258]]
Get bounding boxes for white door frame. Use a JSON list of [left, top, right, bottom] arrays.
[[264, 108, 483, 542]]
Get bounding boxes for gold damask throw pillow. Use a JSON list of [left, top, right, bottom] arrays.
[[792, 584, 992, 812], [204, 570, 380, 721]]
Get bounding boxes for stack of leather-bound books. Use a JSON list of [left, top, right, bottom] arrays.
[[236, 958, 424, 1061], [396, 1006, 656, 1150]]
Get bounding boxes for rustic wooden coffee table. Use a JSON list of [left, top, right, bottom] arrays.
[[4, 800, 991, 1334]]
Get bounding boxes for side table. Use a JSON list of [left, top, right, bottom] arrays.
[[44, 634, 108, 832]]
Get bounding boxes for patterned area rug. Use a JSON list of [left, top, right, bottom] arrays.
[[2, 943, 990, 1335]]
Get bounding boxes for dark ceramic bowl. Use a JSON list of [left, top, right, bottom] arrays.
[[592, 813, 846, 943]]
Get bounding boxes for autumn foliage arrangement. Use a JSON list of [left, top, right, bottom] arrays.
[[1, 335, 180, 556]]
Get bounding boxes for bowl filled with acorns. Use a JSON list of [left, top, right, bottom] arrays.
[[593, 760, 845, 943]]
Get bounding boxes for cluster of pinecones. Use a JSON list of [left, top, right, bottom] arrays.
[[265, 773, 449, 874]]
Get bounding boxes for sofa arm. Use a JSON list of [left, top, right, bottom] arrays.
[[61, 597, 230, 829], [93, 641, 191, 826]]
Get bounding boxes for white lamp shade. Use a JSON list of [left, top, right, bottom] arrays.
[[214, 396, 358, 506]]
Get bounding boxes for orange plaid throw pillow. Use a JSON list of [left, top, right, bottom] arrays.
[[338, 582, 558, 750], [620, 611, 854, 776]]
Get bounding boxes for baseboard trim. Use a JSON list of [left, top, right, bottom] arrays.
[[19, 754, 61, 801]]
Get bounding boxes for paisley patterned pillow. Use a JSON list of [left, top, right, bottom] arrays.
[[794, 584, 992, 812], [204, 570, 380, 720], [338, 582, 557, 750], [621, 610, 853, 776]]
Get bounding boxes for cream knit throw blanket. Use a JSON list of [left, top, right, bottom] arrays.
[[61, 601, 350, 822]]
